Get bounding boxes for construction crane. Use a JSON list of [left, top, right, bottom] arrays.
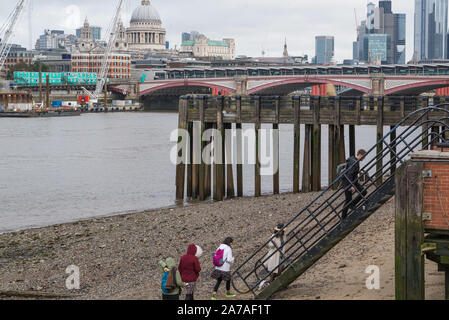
[[0, 0, 28, 75], [82, 0, 124, 106]]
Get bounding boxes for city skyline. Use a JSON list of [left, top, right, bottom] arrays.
[[2, 0, 417, 63]]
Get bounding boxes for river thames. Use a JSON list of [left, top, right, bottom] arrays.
[[0, 112, 384, 233]]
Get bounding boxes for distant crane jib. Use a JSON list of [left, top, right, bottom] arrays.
[[0, 0, 27, 73], [93, 0, 125, 99]]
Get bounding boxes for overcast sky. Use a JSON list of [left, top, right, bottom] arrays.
[[2, 0, 417, 62]]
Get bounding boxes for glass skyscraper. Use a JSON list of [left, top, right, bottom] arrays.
[[353, 1, 405, 65], [414, 0, 448, 60], [395, 14, 406, 64], [314, 36, 334, 65], [363, 34, 392, 64]]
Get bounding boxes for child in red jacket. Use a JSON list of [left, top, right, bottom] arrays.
[[178, 244, 202, 300]]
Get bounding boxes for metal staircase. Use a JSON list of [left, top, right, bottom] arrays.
[[231, 106, 449, 299]]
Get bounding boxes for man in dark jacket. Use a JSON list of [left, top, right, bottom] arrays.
[[178, 244, 202, 300], [341, 149, 367, 220]]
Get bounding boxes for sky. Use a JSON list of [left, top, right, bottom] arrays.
[[1, 0, 417, 63]]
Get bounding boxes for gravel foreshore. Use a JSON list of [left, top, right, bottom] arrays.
[[0, 192, 446, 300]]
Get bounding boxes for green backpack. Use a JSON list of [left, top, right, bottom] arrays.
[[336, 163, 347, 177]]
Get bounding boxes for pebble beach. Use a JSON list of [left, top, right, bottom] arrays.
[[0, 192, 446, 300]]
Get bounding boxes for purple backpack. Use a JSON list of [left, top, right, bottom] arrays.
[[213, 248, 225, 267]]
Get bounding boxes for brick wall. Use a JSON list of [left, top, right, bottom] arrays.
[[422, 150, 449, 231]]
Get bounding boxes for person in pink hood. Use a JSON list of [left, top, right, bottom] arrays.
[[178, 244, 202, 300]]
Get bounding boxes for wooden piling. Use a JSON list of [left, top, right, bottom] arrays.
[[302, 124, 312, 192], [225, 122, 235, 198], [328, 124, 335, 188], [175, 98, 188, 200], [331, 97, 343, 188], [422, 97, 430, 150], [204, 122, 213, 199], [312, 96, 321, 191], [187, 121, 194, 198], [376, 96, 384, 186], [349, 125, 356, 157], [236, 97, 243, 197], [46, 75, 50, 109], [356, 97, 362, 125], [274, 97, 280, 194], [198, 97, 206, 200], [445, 268, 449, 300], [255, 96, 261, 197], [214, 97, 225, 201], [395, 161, 425, 300], [293, 96, 300, 193], [193, 121, 200, 199]]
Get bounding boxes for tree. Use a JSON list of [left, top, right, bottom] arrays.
[[6, 62, 50, 80]]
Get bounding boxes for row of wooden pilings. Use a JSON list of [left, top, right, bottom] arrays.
[[174, 95, 387, 202], [174, 94, 449, 201]]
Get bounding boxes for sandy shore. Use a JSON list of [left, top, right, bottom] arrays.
[[0, 192, 446, 300]]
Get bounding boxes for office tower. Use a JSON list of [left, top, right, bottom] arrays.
[[414, 0, 448, 60], [315, 36, 334, 65], [364, 34, 392, 64], [354, 1, 405, 64]]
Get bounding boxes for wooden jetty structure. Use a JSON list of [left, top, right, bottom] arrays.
[[175, 95, 449, 202], [174, 95, 449, 300]]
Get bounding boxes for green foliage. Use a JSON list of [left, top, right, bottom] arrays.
[[6, 62, 50, 80]]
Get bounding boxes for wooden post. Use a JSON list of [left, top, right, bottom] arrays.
[[225, 122, 235, 198], [328, 124, 335, 188], [302, 124, 312, 192], [198, 97, 206, 200], [422, 97, 430, 150], [204, 122, 212, 199], [274, 97, 280, 194], [214, 97, 225, 201], [235, 96, 243, 197], [376, 96, 384, 186], [187, 121, 193, 199], [192, 120, 200, 200], [46, 75, 50, 109], [400, 97, 405, 119], [38, 65, 43, 103], [312, 96, 321, 191], [349, 125, 356, 157], [445, 268, 449, 300], [255, 96, 261, 197], [175, 98, 188, 200], [104, 82, 108, 108], [395, 161, 425, 300], [356, 97, 362, 125], [331, 97, 342, 188], [293, 96, 300, 193]]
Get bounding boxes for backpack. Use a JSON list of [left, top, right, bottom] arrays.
[[212, 249, 225, 267], [336, 163, 347, 177], [161, 268, 176, 294]]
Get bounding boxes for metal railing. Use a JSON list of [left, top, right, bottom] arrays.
[[231, 105, 449, 298]]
